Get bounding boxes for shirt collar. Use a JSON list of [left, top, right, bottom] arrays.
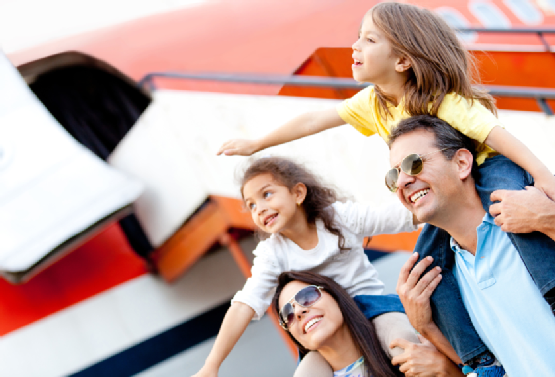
[[450, 212, 493, 252]]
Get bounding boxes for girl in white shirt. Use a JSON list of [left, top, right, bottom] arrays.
[[192, 156, 419, 377]]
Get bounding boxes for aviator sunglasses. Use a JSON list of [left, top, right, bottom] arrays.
[[385, 148, 448, 193], [279, 285, 323, 330]]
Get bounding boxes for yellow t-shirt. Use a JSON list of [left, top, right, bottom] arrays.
[[336, 86, 499, 165]]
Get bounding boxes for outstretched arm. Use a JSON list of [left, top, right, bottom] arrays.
[[192, 302, 255, 377], [217, 108, 344, 156], [484, 126, 555, 201], [396, 253, 462, 365], [490, 186, 555, 240]]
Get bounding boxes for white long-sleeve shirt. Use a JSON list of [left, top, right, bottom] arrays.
[[232, 200, 417, 319]]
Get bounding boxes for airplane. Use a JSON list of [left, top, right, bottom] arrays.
[[1, 0, 554, 376]]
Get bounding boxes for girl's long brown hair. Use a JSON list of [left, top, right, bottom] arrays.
[[240, 156, 347, 251], [273, 271, 402, 377], [370, 2, 496, 118]]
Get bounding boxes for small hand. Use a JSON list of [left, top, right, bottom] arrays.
[[391, 335, 463, 377], [396, 253, 442, 334], [191, 365, 218, 377], [490, 186, 555, 233], [533, 174, 555, 201], [216, 139, 258, 156]]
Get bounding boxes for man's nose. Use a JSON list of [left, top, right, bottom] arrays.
[[396, 170, 415, 191]]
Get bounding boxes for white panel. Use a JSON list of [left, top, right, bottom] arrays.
[[0, 52, 143, 274], [498, 110, 555, 173]]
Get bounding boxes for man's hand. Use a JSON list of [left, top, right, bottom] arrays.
[[396, 253, 442, 334], [391, 335, 463, 377], [217, 139, 258, 156], [490, 186, 555, 237]]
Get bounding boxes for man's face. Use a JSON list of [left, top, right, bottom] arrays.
[[389, 129, 461, 225]]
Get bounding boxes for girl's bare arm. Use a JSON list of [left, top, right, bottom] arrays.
[[192, 302, 255, 377], [217, 108, 344, 156], [485, 126, 555, 200]]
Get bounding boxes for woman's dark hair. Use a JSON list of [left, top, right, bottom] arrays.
[[240, 156, 348, 251], [272, 271, 402, 377]]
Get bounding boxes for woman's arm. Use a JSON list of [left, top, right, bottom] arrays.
[[485, 126, 555, 200], [192, 302, 255, 377], [217, 108, 344, 156]]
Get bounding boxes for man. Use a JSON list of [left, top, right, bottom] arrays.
[[388, 115, 555, 376]]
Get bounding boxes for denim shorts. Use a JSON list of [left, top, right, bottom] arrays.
[[353, 294, 405, 319]]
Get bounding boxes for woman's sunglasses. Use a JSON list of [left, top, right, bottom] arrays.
[[279, 285, 323, 330], [385, 148, 448, 192]]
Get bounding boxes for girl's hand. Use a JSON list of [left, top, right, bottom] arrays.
[[191, 365, 218, 377], [217, 139, 259, 156], [533, 174, 555, 201]]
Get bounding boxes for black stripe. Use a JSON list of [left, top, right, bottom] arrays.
[[67, 300, 231, 377], [364, 248, 390, 263]]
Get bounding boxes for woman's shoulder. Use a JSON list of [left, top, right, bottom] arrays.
[[333, 357, 366, 377]]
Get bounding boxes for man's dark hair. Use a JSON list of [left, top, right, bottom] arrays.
[[388, 115, 480, 179]]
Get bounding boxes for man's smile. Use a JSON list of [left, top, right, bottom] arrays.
[[409, 188, 430, 204]]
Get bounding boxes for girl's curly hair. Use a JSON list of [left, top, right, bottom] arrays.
[[240, 156, 347, 251]]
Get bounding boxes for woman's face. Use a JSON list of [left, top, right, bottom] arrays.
[[278, 281, 345, 351]]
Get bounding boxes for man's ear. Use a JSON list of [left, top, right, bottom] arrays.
[[292, 182, 308, 205], [395, 55, 412, 73], [454, 149, 474, 180]]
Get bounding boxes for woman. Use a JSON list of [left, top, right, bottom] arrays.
[[273, 271, 463, 377]]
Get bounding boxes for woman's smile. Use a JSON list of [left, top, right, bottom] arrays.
[[303, 315, 323, 334]]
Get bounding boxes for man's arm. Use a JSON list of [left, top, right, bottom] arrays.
[[391, 335, 464, 377], [396, 253, 462, 365], [490, 187, 555, 240]]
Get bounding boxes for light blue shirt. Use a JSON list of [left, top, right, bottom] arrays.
[[452, 213, 555, 377]]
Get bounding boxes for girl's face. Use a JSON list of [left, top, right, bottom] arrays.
[[279, 281, 345, 351], [242, 173, 306, 235], [351, 14, 404, 85]]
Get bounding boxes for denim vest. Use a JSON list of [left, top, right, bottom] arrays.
[[413, 155, 555, 363]]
